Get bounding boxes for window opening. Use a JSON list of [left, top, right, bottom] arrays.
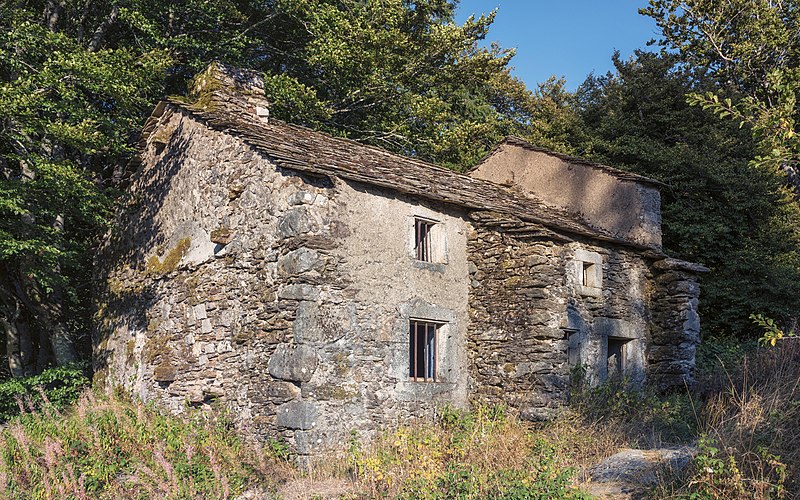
[[409, 320, 439, 382], [566, 329, 580, 367], [582, 262, 594, 287], [574, 250, 602, 296], [414, 218, 435, 262], [607, 337, 628, 380]]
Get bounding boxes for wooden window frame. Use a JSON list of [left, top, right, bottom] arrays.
[[409, 319, 441, 382], [414, 217, 436, 263]]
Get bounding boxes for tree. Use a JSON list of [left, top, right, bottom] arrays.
[[253, 0, 536, 169], [642, 0, 800, 184], [574, 51, 800, 335], [641, 0, 800, 332], [0, 0, 537, 376], [0, 0, 268, 376]]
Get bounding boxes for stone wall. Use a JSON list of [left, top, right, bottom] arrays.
[[95, 107, 472, 461], [96, 100, 703, 461], [470, 143, 663, 249], [648, 259, 704, 390], [466, 219, 662, 419]]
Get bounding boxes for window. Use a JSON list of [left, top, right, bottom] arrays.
[[606, 337, 629, 381], [414, 218, 435, 262], [581, 262, 600, 288], [565, 329, 581, 367], [574, 249, 602, 297], [582, 262, 595, 287], [409, 320, 440, 382]]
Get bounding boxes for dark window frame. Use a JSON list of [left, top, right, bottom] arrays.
[[414, 217, 436, 262], [409, 319, 441, 382]]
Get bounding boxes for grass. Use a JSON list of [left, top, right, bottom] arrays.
[[0, 337, 797, 498], [656, 338, 800, 499], [0, 390, 291, 498], [347, 405, 594, 499]]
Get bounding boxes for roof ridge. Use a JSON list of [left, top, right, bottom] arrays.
[[472, 136, 667, 188], [140, 96, 662, 252]]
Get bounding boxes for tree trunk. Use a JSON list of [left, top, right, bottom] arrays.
[[1, 305, 24, 378], [88, 5, 119, 52], [37, 286, 77, 366]]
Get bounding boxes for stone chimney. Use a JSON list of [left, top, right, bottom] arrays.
[[188, 62, 270, 123]]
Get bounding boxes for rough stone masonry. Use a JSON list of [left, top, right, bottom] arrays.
[[94, 63, 708, 460]]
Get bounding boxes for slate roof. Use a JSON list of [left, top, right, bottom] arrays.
[[135, 64, 664, 252]]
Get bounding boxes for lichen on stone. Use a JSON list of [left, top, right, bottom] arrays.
[[144, 333, 170, 364], [210, 227, 232, 245], [145, 237, 191, 276]]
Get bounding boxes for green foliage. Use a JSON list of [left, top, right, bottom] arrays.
[[570, 377, 697, 445], [0, 363, 89, 422], [574, 51, 800, 335], [0, 390, 288, 497], [643, 0, 800, 174], [0, 0, 266, 374], [751, 314, 799, 347], [695, 334, 756, 380], [683, 433, 788, 498], [636, 1, 800, 334], [353, 404, 590, 499], [258, 0, 537, 170]]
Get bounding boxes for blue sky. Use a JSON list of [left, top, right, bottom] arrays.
[[455, 0, 659, 91]]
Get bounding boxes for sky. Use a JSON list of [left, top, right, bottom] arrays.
[[455, 0, 660, 91]]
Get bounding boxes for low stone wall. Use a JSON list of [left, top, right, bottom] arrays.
[[648, 260, 703, 390]]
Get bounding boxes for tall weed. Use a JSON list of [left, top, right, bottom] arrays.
[[0, 390, 291, 498]]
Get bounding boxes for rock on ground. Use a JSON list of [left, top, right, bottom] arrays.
[[582, 447, 696, 499]]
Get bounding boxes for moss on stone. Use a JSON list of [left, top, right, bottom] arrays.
[[146, 237, 191, 277], [149, 126, 175, 146], [314, 384, 358, 401], [144, 334, 170, 364], [107, 265, 146, 297]]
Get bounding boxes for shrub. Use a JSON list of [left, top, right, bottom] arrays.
[[677, 340, 800, 498], [569, 377, 697, 447], [350, 404, 591, 499], [0, 390, 291, 498], [0, 363, 90, 422]]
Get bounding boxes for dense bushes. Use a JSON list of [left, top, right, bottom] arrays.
[[0, 363, 89, 422]]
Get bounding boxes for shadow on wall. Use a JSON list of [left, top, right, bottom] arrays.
[[94, 116, 195, 376]]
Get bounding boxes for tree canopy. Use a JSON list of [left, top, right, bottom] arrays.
[[2, 0, 800, 376], [0, 0, 540, 375], [573, 51, 800, 335]]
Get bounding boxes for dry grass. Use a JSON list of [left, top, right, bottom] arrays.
[[3, 338, 796, 498], [312, 405, 615, 499], [692, 339, 799, 498], [0, 390, 292, 498]]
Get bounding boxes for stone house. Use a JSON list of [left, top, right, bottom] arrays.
[[94, 63, 707, 458]]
